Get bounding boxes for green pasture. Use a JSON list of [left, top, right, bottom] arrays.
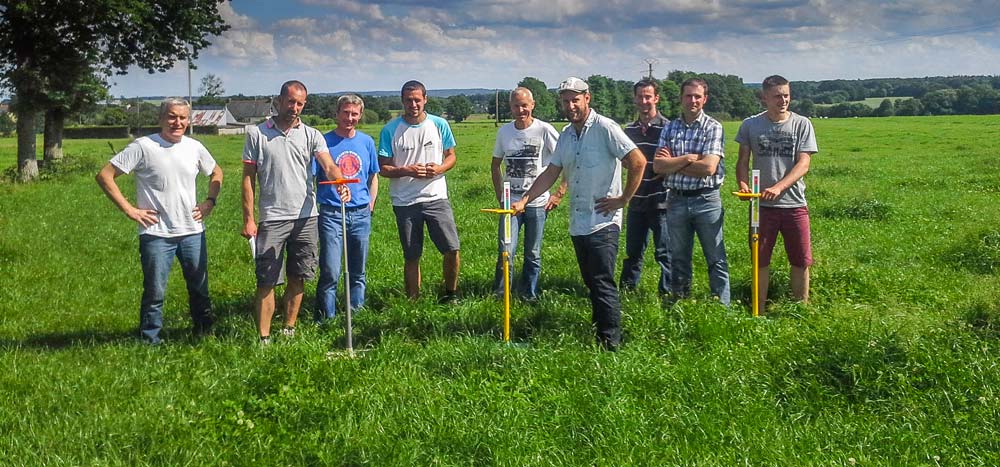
[[1, 115, 998, 465]]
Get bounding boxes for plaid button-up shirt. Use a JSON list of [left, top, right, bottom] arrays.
[[658, 111, 726, 191]]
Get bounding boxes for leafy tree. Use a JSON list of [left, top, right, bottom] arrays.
[[445, 95, 473, 122], [517, 77, 557, 121], [873, 99, 895, 117], [790, 98, 816, 118], [0, 0, 229, 181], [658, 79, 681, 120], [894, 98, 924, 116], [920, 89, 958, 115], [196, 73, 226, 107], [199, 74, 225, 99], [486, 90, 511, 122], [0, 111, 14, 136], [361, 108, 381, 125], [425, 97, 445, 116]]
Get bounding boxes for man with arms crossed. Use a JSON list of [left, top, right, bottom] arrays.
[[242, 80, 347, 344], [315, 94, 379, 323], [653, 78, 730, 306], [736, 75, 818, 315], [491, 86, 564, 300], [96, 98, 223, 344], [379, 80, 461, 303], [512, 77, 645, 351], [619, 78, 672, 295]]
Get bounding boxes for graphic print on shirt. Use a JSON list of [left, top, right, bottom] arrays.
[[504, 137, 542, 194], [336, 150, 362, 178], [758, 130, 797, 160]]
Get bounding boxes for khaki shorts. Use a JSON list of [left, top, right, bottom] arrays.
[[255, 217, 318, 287]]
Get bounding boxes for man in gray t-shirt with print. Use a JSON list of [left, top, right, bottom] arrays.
[[735, 75, 818, 316], [241, 80, 348, 344]]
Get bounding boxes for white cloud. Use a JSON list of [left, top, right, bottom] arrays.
[[108, 0, 1000, 97]]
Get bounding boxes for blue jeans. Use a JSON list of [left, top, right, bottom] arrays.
[[571, 225, 622, 349], [316, 204, 372, 321], [493, 206, 546, 299], [138, 233, 212, 344], [666, 191, 730, 305], [620, 208, 671, 294]]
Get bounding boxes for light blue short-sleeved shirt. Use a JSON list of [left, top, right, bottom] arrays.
[[378, 114, 456, 206]]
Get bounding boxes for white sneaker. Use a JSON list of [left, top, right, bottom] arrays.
[[281, 327, 296, 337]]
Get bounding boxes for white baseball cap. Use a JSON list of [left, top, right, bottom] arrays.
[[558, 77, 589, 93]]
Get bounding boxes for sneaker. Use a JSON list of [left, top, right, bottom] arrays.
[[281, 327, 296, 337], [438, 290, 460, 305], [259, 336, 271, 346], [192, 321, 214, 339]]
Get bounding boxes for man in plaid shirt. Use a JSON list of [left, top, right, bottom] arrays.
[[653, 78, 730, 306]]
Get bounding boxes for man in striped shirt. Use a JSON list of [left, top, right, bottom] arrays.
[[653, 78, 730, 306], [619, 79, 671, 295]]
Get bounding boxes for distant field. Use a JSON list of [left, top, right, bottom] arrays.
[[1, 115, 999, 465], [816, 96, 909, 108]]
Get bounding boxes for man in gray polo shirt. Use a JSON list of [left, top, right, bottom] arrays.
[[512, 77, 645, 351], [241, 80, 348, 344]]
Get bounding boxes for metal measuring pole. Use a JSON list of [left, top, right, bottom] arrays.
[[480, 181, 513, 342], [733, 169, 762, 316], [320, 178, 361, 354]]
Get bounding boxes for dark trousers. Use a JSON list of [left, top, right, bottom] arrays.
[[571, 225, 622, 348], [620, 208, 671, 294]]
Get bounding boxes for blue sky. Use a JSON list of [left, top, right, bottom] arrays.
[[107, 0, 1000, 97]]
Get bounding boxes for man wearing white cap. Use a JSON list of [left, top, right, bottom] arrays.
[[511, 77, 645, 351]]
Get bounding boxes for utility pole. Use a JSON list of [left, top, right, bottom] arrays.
[[644, 58, 658, 80], [187, 46, 193, 135]]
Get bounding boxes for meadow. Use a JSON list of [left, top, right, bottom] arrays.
[[0, 115, 998, 465]]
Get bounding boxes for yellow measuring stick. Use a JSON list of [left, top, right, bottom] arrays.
[[480, 208, 516, 215]]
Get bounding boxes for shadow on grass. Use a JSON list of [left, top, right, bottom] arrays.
[[0, 326, 218, 350]]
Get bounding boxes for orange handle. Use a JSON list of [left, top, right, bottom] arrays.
[[320, 179, 361, 185]]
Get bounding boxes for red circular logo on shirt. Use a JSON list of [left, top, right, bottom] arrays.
[[337, 151, 362, 178]]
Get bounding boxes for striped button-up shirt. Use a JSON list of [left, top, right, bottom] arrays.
[[625, 114, 668, 211], [658, 111, 726, 191]]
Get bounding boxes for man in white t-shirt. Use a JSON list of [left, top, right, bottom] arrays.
[[491, 87, 564, 300], [379, 80, 461, 303], [96, 98, 223, 344]]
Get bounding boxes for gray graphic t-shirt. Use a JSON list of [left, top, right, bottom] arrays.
[[493, 119, 559, 208], [735, 111, 818, 208]]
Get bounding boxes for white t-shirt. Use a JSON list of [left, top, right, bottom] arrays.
[[378, 114, 456, 206], [493, 119, 559, 208], [111, 134, 217, 238]]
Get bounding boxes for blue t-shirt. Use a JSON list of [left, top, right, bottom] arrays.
[[315, 130, 379, 209]]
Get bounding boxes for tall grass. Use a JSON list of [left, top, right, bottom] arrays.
[[0, 116, 998, 465]]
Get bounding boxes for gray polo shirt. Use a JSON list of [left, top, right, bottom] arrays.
[[243, 118, 329, 222], [550, 109, 637, 236]]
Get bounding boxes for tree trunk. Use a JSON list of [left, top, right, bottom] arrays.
[[16, 108, 39, 182], [43, 107, 65, 162]]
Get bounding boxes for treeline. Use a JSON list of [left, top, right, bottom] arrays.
[[792, 85, 1000, 118]]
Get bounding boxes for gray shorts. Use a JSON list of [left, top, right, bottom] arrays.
[[255, 217, 318, 287], [393, 199, 461, 261]]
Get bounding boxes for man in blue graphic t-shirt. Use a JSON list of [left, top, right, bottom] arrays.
[[315, 94, 380, 323]]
